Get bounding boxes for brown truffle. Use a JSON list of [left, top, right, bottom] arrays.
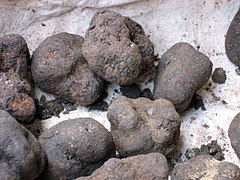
[[107, 96, 180, 158], [31, 32, 105, 106], [82, 10, 155, 85]]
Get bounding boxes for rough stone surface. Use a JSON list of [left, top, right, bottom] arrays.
[[38, 118, 116, 180], [225, 8, 240, 66], [171, 155, 240, 180], [76, 153, 169, 180], [31, 32, 105, 106], [0, 71, 36, 123], [228, 112, 240, 159], [0, 110, 46, 180], [0, 34, 30, 78], [82, 10, 155, 85], [107, 96, 180, 158], [212, 67, 227, 84], [153, 42, 212, 112]]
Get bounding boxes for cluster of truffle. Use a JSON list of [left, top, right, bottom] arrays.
[[1, 8, 240, 179]]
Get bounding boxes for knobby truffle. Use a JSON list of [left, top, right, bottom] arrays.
[[107, 96, 180, 158], [0, 34, 35, 123], [31, 32, 105, 106], [82, 10, 155, 85]]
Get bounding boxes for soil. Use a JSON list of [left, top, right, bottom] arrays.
[[185, 140, 224, 161], [34, 95, 64, 119], [141, 88, 154, 100], [190, 93, 206, 111], [120, 83, 141, 99], [88, 98, 109, 111]]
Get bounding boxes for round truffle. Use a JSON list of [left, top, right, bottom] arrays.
[[0, 110, 46, 179], [31, 32, 105, 105], [212, 67, 226, 84], [82, 10, 155, 85], [107, 96, 180, 158], [38, 118, 116, 180]]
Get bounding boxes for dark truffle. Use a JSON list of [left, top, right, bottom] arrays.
[[82, 10, 155, 85], [38, 118, 116, 180], [31, 32, 105, 106], [107, 96, 180, 158], [212, 67, 226, 84], [153, 42, 212, 112], [0, 110, 46, 179]]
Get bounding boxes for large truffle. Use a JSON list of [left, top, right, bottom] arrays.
[[38, 118, 116, 180], [153, 42, 212, 112], [0, 71, 35, 123], [76, 153, 169, 180], [82, 10, 155, 85], [107, 96, 180, 158], [0, 34, 30, 78], [31, 32, 105, 106], [171, 155, 240, 180], [0, 110, 46, 179], [225, 8, 240, 66]]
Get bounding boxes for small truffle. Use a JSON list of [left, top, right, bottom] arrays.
[[76, 153, 169, 180], [31, 32, 105, 106], [153, 42, 212, 112], [107, 96, 180, 158], [212, 67, 226, 84], [82, 10, 155, 85], [0, 110, 46, 179], [38, 118, 116, 180]]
